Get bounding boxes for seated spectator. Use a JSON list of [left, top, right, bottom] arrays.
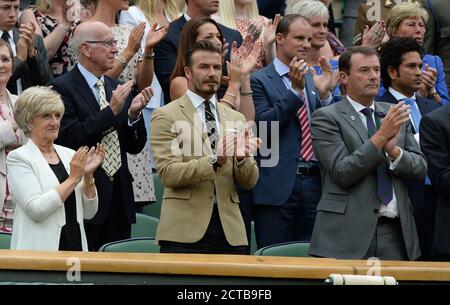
[[7, 86, 104, 251], [20, 0, 78, 78], [215, 0, 278, 70], [0, 41, 26, 233], [0, 0, 53, 95], [383, 1, 449, 105]]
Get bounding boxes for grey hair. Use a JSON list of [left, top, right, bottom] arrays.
[[14, 86, 65, 136], [70, 22, 99, 58], [288, 0, 329, 20]]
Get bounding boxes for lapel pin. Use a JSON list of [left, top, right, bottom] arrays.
[[350, 116, 355, 121]]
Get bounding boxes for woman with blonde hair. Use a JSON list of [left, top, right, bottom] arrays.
[[215, 0, 277, 70], [20, 0, 79, 77], [7, 86, 104, 251]]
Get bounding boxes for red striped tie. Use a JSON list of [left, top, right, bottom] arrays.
[[298, 93, 314, 161]]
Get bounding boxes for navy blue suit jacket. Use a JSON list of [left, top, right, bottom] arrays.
[[251, 63, 326, 205], [420, 104, 450, 255], [154, 15, 243, 104], [51, 66, 147, 225], [378, 90, 439, 210]]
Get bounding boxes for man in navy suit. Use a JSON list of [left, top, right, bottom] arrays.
[[154, 0, 242, 104], [51, 21, 150, 251], [251, 14, 334, 249], [378, 37, 440, 260]]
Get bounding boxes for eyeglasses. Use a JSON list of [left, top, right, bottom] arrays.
[[84, 39, 117, 47]]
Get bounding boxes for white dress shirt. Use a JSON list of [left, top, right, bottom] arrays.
[[347, 95, 401, 218]]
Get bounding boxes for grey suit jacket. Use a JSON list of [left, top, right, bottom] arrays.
[[7, 27, 53, 94], [309, 98, 426, 260]]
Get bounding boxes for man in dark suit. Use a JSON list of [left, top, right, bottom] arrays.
[[378, 37, 440, 260], [51, 21, 150, 251], [251, 15, 334, 249], [420, 103, 450, 261], [0, 0, 53, 94], [257, 0, 285, 20], [154, 0, 242, 104], [310, 46, 425, 260]]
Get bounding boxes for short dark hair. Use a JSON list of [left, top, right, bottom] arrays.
[[185, 40, 222, 68], [276, 14, 309, 36], [339, 46, 378, 74], [379, 37, 424, 89]]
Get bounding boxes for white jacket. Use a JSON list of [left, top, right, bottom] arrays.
[[7, 139, 98, 251]]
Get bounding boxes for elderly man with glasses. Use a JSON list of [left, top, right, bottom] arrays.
[[51, 21, 152, 251]]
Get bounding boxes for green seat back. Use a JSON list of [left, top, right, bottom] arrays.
[[253, 241, 310, 257], [0, 232, 11, 249], [142, 173, 164, 219], [99, 237, 160, 253], [131, 213, 159, 238]]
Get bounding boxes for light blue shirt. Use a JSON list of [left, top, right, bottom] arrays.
[[77, 63, 105, 103]]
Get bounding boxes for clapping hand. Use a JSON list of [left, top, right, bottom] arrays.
[[145, 22, 169, 52], [362, 21, 386, 49], [235, 126, 262, 161], [84, 144, 105, 175], [311, 57, 334, 100], [129, 86, 154, 120], [263, 14, 281, 48]]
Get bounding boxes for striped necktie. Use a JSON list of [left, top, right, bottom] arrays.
[[96, 79, 122, 178], [297, 92, 314, 161]]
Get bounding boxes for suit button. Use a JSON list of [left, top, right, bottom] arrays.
[[373, 209, 379, 214], [209, 194, 214, 199]]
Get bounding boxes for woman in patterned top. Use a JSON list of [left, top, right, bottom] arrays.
[[0, 41, 25, 233], [215, 0, 277, 71], [20, 0, 79, 77]]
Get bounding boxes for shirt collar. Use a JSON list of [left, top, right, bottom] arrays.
[[0, 29, 14, 40], [186, 89, 218, 110], [273, 57, 290, 77], [347, 95, 375, 114], [77, 63, 105, 90], [184, 13, 191, 21], [388, 87, 416, 102]]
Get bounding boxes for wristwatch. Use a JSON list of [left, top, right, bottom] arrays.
[[388, 146, 401, 161], [209, 155, 221, 171], [429, 87, 439, 100]]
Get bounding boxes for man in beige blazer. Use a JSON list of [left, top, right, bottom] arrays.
[[150, 40, 260, 254]]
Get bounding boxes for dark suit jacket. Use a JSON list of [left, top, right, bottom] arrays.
[[154, 15, 243, 104], [251, 63, 326, 205], [7, 27, 53, 94], [423, 0, 450, 92], [310, 99, 426, 260], [51, 66, 147, 224], [420, 105, 450, 255], [378, 91, 440, 209]]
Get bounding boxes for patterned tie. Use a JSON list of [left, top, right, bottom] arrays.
[[96, 79, 122, 178], [204, 100, 219, 154], [297, 92, 314, 161], [361, 108, 393, 205]]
